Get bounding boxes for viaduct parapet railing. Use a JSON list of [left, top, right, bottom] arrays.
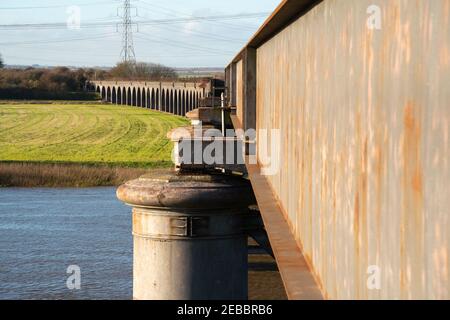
[[90, 80, 209, 116]]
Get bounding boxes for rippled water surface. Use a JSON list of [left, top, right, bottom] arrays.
[[0, 188, 132, 300]]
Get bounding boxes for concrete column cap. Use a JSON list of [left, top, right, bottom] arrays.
[[117, 170, 255, 210]]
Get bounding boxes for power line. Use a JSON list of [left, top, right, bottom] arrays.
[[0, 13, 269, 30], [0, 1, 116, 10], [0, 33, 232, 58], [0, 2, 263, 66], [2, 54, 104, 65], [139, 23, 247, 44], [0, 22, 115, 31], [4, 48, 229, 59], [136, 0, 263, 32], [135, 32, 234, 55], [0, 33, 117, 46]]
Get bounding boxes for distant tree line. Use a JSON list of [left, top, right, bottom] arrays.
[[0, 53, 4, 69], [0, 67, 98, 100], [0, 60, 179, 100], [96, 61, 178, 81]]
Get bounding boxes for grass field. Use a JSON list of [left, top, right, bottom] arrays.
[[0, 103, 189, 167]]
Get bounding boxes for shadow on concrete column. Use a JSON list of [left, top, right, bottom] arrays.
[[117, 170, 256, 300]]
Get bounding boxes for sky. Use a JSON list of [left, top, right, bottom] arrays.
[[0, 0, 281, 68]]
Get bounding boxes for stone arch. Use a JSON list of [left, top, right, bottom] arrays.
[[192, 91, 196, 110], [166, 89, 170, 113], [167, 90, 170, 113], [127, 87, 132, 105], [156, 89, 160, 110], [174, 90, 179, 115], [122, 87, 126, 105], [188, 91, 192, 111], [145, 88, 149, 108], [101, 87, 106, 101], [136, 88, 141, 107], [186, 90, 190, 115], [188, 91, 191, 111], [181, 90, 186, 116], [193, 91, 197, 109], [166, 90, 171, 113], [179, 90, 183, 115], [117, 87, 122, 105], [162, 89, 166, 112], [131, 88, 136, 106], [184, 90, 188, 112], [172, 90, 176, 114], [151, 89, 155, 110], [166, 89, 170, 112], [112, 87, 117, 104], [142, 88, 146, 108], [179, 91, 183, 116], [192, 91, 196, 109]]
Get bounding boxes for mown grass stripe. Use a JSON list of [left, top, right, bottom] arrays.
[[0, 103, 189, 167]]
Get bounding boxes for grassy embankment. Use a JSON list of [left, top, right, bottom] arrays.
[[0, 102, 188, 187]]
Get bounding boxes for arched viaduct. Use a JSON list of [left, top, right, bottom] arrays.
[[90, 81, 209, 116]]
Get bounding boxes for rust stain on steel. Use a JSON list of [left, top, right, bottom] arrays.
[[236, 60, 244, 124], [401, 101, 425, 299], [250, 0, 449, 299]]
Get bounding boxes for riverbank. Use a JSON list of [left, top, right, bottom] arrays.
[[0, 162, 157, 187]]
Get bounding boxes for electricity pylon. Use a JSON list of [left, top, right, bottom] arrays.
[[118, 0, 136, 63]]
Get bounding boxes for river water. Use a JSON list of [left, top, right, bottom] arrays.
[[0, 187, 132, 300]]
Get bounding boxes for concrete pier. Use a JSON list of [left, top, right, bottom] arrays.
[[117, 171, 255, 300]]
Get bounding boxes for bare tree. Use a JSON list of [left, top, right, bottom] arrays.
[[109, 61, 177, 80]]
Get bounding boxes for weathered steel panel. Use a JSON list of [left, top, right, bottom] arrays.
[[256, 0, 449, 299], [236, 59, 244, 124]]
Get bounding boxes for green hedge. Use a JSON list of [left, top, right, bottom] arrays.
[[0, 88, 99, 100]]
